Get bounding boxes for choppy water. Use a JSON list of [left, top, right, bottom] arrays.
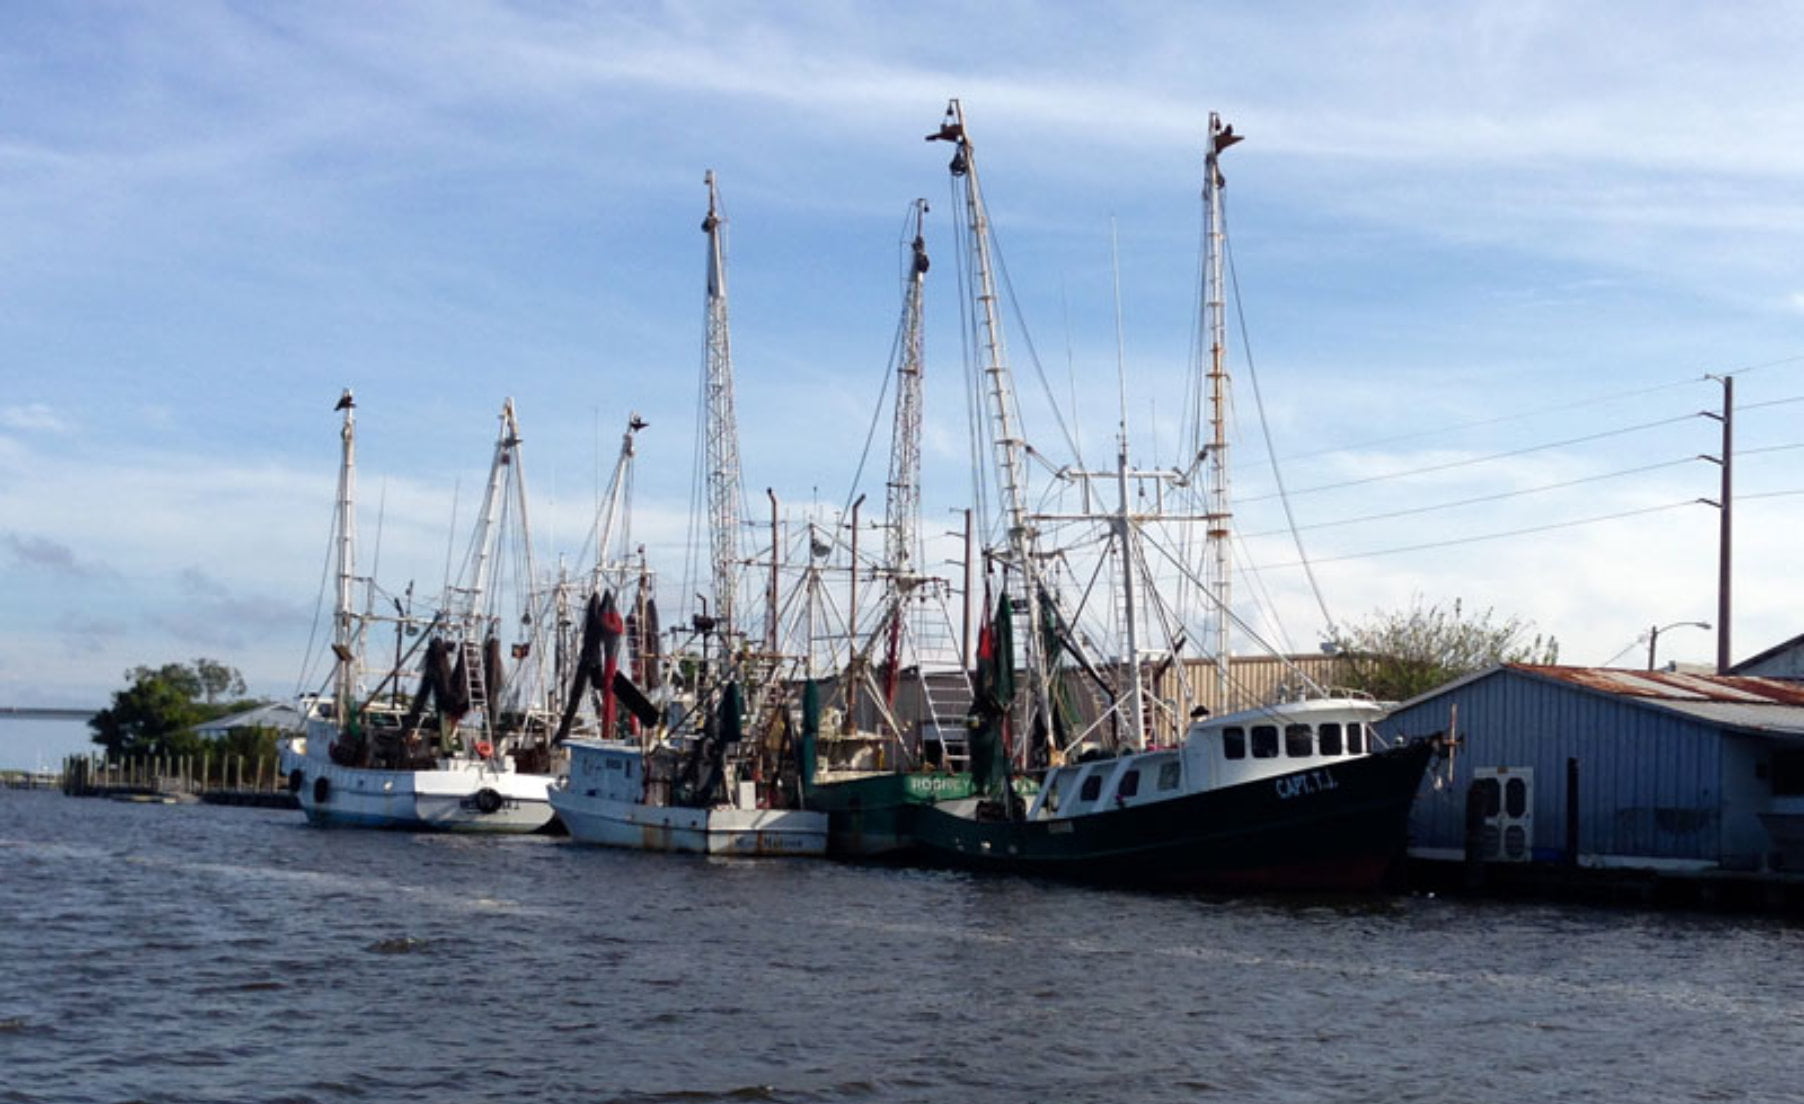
[[2, 790, 1802, 1103]]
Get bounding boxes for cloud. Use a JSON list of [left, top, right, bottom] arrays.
[[0, 404, 68, 432], [150, 567, 313, 651], [62, 615, 128, 658], [4, 532, 110, 578]]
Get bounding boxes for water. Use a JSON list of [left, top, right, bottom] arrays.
[[0, 717, 93, 773], [3, 790, 1801, 1104]]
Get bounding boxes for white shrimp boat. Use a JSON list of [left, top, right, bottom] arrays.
[[551, 738, 826, 856], [279, 390, 557, 833]]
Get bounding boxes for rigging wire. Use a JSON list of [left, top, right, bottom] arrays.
[[1222, 199, 1338, 634], [990, 223, 1086, 469], [949, 172, 994, 553], [836, 205, 919, 522]]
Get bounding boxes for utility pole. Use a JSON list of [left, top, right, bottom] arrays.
[[1704, 375, 1733, 673]]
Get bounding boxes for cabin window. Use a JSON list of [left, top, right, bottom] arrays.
[[1346, 722, 1365, 754], [1222, 726, 1246, 759], [1118, 770, 1140, 799], [1505, 777, 1528, 818], [1251, 725, 1279, 759], [1079, 774, 1104, 802], [1158, 761, 1182, 790], [1318, 723, 1343, 756], [606, 757, 623, 771], [1285, 724, 1313, 757], [1044, 777, 1062, 812]]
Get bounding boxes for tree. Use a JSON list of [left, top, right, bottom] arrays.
[[89, 659, 256, 760], [193, 657, 247, 704], [1329, 597, 1558, 703]]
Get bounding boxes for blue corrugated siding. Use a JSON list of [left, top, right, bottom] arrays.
[[1387, 670, 1724, 861]]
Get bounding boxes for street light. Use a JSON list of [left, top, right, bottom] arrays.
[[1648, 621, 1712, 671]]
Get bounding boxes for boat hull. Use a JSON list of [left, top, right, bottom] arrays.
[[281, 752, 556, 834], [909, 739, 1436, 891], [549, 786, 828, 857], [804, 771, 976, 857]]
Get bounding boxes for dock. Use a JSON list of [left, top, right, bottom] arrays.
[[60, 755, 298, 810]]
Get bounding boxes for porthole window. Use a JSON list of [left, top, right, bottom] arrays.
[[1251, 725, 1279, 759], [1285, 724, 1313, 757], [1318, 723, 1343, 756]]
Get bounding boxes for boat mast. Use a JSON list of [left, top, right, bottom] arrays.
[[930, 99, 1054, 763], [332, 389, 359, 717], [591, 414, 647, 595], [1111, 234, 1146, 750], [701, 171, 743, 637], [1203, 113, 1241, 708], [881, 199, 930, 701], [458, 399, 525, 628]]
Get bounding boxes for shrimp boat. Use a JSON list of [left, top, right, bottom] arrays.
[[906, 102, 1435, 889], [548, 173, 827, 857], [279, 392, 558, 832], [786, 199, 981, 857], [548, 601, 827, 857]]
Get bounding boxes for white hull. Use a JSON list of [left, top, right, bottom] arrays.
[[281, 747, 555, 834], [549, 786, 826, 856], [551, 738, 827, 856]]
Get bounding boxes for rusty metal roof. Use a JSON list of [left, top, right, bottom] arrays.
[[1511, 665, 1804, 736]]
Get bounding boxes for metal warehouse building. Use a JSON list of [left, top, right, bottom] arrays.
[[1386, 665, 1804, 874]]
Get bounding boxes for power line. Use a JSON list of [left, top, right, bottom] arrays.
[[1272, 354, 1804, 465], [1237, 411, 1707, 504], [1255, 499, 1706, 569], [1740, 395, 1804, 413], [1239, 455, 1704, 538]]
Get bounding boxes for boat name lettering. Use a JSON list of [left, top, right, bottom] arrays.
[[907, 776, 970, 797], [1274, 769, 1338, 800]]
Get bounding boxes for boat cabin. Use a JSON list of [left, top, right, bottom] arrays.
[[565, 740, 643, 803], [1025, 698, 1385, 821]]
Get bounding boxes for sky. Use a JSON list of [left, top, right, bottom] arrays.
[[4, 1, 1804, 765]]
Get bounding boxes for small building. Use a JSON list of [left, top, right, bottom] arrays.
[[193, 701, 305, 740], [1386, 665, 1804, 874], [1731, 632, 1804, 682]]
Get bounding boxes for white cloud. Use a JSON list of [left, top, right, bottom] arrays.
[[0, 404, 69, 432]]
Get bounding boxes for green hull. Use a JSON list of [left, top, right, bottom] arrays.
[[805, 772, 975, 858]]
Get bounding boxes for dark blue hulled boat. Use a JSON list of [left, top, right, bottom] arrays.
[[909, 698, 1436, 890], [906, 103, 1437, 891]]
